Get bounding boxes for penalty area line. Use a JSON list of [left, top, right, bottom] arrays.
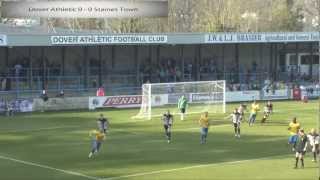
[[102, 154, 290, 180], [0, 154, 100, 180]]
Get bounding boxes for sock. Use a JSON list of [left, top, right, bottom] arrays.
[[295, 157, 298, 167], [168, 132, 171, 140], [301, 158, 304, 167], [88, 152, 93, 158], [237, 128, 240, 135], [234, 127, 237, 134], [314, 152, 317, 161]]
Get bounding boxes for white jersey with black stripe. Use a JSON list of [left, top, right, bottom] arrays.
[[162, 114, 173, 126], [231, 113, 241, 124]]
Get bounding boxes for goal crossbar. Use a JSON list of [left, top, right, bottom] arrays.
[[133, 80, 226, 120]]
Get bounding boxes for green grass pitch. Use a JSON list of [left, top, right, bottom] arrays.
[[0, 100, 318, 180]]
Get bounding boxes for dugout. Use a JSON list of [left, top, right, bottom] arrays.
[[0, 32, 319, 96]]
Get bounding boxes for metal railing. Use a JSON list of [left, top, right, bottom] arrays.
[[0, 72, 317, 98]]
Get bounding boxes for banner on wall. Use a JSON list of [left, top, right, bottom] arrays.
[[89, 94, 169, 109], [51, 35, 168, 45], [89, 95, 142, 109], [225, 91, 260, 102], [0, 99, 33, 112], [151, 94, 168, 106], [262, 89, 289, 100], [300, 86, 320, 99], [205, 32, 320, 44]]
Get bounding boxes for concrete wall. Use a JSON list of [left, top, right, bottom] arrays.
[[33, 97, 89, 111]]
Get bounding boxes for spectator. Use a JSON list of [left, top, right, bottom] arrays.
[[159, 66, 166, 82], [176, 67, 182, 82], [1, 75, 6, 91], [5, 75, 11, 91], [92, 79, 97, 88], [209, 59, 216, 73], [169, 66, 176, 82], [252, 60, 257, 72], [96, 86, 105, 97], [14, 63, 22, 77], [41, 89, 49, 102], [6, 101, 14, 116], [56, 90, 64, 98]]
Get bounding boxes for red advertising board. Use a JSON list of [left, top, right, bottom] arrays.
[[103, 96, 142, 107]]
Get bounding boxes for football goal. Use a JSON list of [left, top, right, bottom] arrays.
[[133, 80, 226, 120]]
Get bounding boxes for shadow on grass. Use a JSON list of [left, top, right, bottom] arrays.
[[0, 128, 297, 177]]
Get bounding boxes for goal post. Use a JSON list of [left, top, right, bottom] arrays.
[[133, 80, 226, 120]]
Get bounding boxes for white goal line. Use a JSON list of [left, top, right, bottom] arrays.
[[0, 154, 100, 180], [102, 154, 290, 180], [0, 152, 290, 180]]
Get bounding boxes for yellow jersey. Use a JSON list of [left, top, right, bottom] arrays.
[[199, 115, 209, 128], [251, 103, 260, 114], [90, 130, 105, 141], [288, 122, 300, 135]]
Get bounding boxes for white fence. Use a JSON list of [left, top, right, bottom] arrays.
[[4, 87, 316, 112], [88, 89, 294, 109]]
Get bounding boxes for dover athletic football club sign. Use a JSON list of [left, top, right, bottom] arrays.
[[51, 35, 168, 45]]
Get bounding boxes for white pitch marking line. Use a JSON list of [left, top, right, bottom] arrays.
[[0, 155, 100, 180], [102, 154, 289, 180]]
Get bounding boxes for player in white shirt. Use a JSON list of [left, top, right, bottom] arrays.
[[238, 103, 246, 122], [261, 105, 269, 124], [226, 108, 241, 138], [307, 128, 319, 162]]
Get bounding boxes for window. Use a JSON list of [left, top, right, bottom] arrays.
[[300, 55, 319, 65], [289, 55, 297, 65]]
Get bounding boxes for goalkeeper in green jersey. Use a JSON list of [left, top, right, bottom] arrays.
[[178, 95, 188, 120]]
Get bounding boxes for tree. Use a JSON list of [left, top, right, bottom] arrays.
[[36, 0, 309, 33]]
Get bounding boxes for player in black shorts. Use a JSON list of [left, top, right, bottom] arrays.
[[162, 110, 173, 143], [266, 101, 273, 114], [261, 101, 273, 124], [97, 114, 109, 134], [226, 108, 241, 138], [293, 129, 308, 169]]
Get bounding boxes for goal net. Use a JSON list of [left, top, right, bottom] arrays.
[[133, 80, 226, 120]]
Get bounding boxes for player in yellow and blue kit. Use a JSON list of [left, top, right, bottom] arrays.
[[248, 101, 260, 126], [288, 117, 300, 151], [199, 112, 210, 144], [88, 129, 105, 158]]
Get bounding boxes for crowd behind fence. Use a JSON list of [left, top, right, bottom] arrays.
[[0, 66, 318, 99]]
